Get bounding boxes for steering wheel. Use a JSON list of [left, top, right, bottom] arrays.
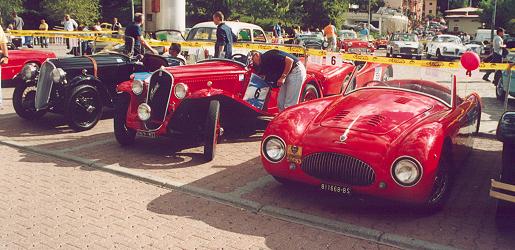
[[230, 53, 247, 63], [362, 81, 390, 87]]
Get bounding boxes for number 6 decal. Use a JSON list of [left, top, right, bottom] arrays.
[[254, 88, 261, 99], [331, 56, 336, 65]]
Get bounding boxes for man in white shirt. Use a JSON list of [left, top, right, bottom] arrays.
[[0, 26, 9, 107], [483, 28, 506, 82], [62, 14, 78, 51]]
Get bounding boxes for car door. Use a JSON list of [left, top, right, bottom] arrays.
[[1, 49, 24, 80]]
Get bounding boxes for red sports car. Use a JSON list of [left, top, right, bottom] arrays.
[[337, 30, 375, 54], [261, 65, 481, 209], [114, 53, 392, 161], [1, 43, 56, 81], [373, 36, 388, 49]]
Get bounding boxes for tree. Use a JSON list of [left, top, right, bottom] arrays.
[[100, 0, 142, 25], [301, 0, 348, 29], [479, 0, 515, 33], [40, 0, 101, 26], [0, 0, 24, 26]]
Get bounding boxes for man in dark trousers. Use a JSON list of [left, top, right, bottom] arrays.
[[483, 27, 506, 82], [251, 50, 306, 111], [212, 11, 235, 59], [124, 13, 157, 56]]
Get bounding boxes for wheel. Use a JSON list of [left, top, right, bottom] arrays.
[[204, 100, 220, 162], [386, 49, 390, 57], [436, 49, 443, 61], [389, 49, 394, 58], [495, 143, 515, 230], [426, 53, 432, 59], [301, 83, 320, 102], [425, 153, 452, 211], [495, 77, 506, 101], [13, 81, 47, 120], [382, 66, 393, 81], [113, 93, 136, 146], [64, 84, 103, 132], [416, 56, 422, 60]]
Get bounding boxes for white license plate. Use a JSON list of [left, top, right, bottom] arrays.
[[137, 131, 156, 138], [320, 183, 351, 194]]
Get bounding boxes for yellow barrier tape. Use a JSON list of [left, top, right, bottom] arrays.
[[5, 30, 511, 70]]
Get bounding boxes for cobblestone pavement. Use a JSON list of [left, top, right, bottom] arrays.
[[0, 145, 396, 249], [1, 49, 514, 249]]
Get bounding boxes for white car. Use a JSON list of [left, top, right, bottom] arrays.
[[426, 35, 468, 60], [386, 33, 423, 59]]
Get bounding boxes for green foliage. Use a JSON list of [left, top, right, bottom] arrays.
[[40, 0, 101, 26], [479, 0, 515, 34], [100, 0, 142, 25], [0, 0, 24, 25]]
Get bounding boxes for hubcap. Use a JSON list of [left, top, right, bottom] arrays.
[[72, 90, 100, 127]]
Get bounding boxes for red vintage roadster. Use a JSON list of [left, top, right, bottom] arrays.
[[114, 52, 392, 161], [261, 65, 481, 209], [1, 43, 56, 81]]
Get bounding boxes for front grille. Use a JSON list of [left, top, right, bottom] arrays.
[[400, 47, 417, 54], [146, 69, 173, 123], [301, 152, 375, 186], [35, 61, 56, 110]]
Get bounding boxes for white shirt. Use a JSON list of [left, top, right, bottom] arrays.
[[493, 35, 503, 54], [63, 19, 78, 31], [0, 26, 7, 44]]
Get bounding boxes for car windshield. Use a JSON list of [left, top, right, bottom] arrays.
[[345, 64, 460, 107], [391, 34, 418, 42], [340, 31, 357, 39], [155, 30, 185, 41], [436, 36, 462, 44], [186, 27, 217, 41], [297, 34, 322, 40]]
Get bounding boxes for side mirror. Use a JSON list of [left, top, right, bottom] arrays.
[[497, 112, 515, 142]]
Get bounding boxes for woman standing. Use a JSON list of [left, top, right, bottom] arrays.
[[39, 19, 49, 48]]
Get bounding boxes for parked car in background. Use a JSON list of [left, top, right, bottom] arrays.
[[426, 35, 468, 60], [373, 36, 388, 49], [1, 42, 56, 82], [12, 52, 185, 132], [337, 30, 374, 54], [261, 64, 481, 210], [386, 33, 423, 59], [113, 52, 393, 161], [465, 40, 486, 56], [292, 33, 328, 50], [493, 50, 515, 100]]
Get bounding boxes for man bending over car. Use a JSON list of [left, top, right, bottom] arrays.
[[251, 50, 306, 111]]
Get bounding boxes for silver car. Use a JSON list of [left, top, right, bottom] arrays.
[[386, 33, 423, 59]]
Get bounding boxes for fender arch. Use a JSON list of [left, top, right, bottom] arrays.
[[68, 75, 112, 106]]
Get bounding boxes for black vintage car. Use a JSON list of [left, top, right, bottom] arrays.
[[13, 52, 185, 131]]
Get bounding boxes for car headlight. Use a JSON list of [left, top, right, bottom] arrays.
[[323, 41, 329, 47], [137, 103, 151, 121], [132, 80, 144, 95], [174, 83, 188, 99], [347, 42, 353, 47], [21, 64, 38, 81], [443, 47, 448, 52], [51, 68, 66, 83], [262, 136, 286, 163], [391, 157, 422, 186]]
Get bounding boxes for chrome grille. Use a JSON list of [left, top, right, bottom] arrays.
[[35, 61, 56, 110], [400, 47, 417, 54], [146, 69, 173, 122], [301, 152, 375, 186]]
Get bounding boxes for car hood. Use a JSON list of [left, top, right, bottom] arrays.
[[318, 89, 433, 135], [393, 41, 419, 47], [435, 43, 465, 49], [166, 60, 246, 79], [344, 39, 369, 46]]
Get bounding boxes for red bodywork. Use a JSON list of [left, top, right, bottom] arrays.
[[374, 39, 388, 49], [338, 39, 375, 54], [117, 59, 390, 137], [261, 79, 481, 204], [1, 48, 56, 80]]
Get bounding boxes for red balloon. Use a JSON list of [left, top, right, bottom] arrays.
[[461, 51, 480, 71]]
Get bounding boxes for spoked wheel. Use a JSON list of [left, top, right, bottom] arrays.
[[496, 143, 515, 230], [301, 83, 320, 102], [204, 100, 220, 162], [65, 84, 103, 132], [425, 155, 451, 211], [13, 82, 47, 120], [113, 93, 136, 146]]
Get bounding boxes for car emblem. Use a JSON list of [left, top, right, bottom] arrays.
[[150, 83, 160, 100], [291, 146, 299, 154], [339, 134, 348, 142]]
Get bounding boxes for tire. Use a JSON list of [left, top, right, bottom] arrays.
[[64, 84, 103, 132], [496, 77, 506, 101], [426, 53, 432, 59], [386, 49, 390, 57], [390, 49, 394, 58], [425, 153, 452, 211], [301, 83, 320, 102], [416, 56, 422, 60], [13, 81, 47, 120], [204, 100, 220, 162], [495, 142, 515, 230], [113, 94, 136, 146]]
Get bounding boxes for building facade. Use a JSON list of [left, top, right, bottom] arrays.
[[424, 0, 438, 17], [445, 7, 482, 35]]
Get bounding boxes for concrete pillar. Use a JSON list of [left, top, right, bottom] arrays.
[[156, 0, 186, 31]]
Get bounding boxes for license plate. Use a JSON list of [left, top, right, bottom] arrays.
[[320, 183, 351, 194], [137, 131, 156, 138]]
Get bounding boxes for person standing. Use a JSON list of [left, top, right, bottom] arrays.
[[273, 22, 283, 44], [112, 17, 122, 34], [0, 25, 9, 107], [62, 14, 78, 52], [483, 28, 506, 82], [213, 11, 235, 59], [323, 21, 337, 52], [11, 12, 29, 48], [251, 50, 306, 111], [39, 19, 49, 48], [124, 13, 157, 56]]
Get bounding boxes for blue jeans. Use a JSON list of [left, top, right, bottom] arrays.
[[277, 63, 306, 111]]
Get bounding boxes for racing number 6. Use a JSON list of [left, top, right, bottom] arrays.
[[331, 56, 336, 65], [254, 88, 261, 99]]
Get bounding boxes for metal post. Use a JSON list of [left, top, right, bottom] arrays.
[[131, 0, 135, 22], [504, 65, 513, 111], [491, 0, 497, 44], [368, 0, 372, 32]]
